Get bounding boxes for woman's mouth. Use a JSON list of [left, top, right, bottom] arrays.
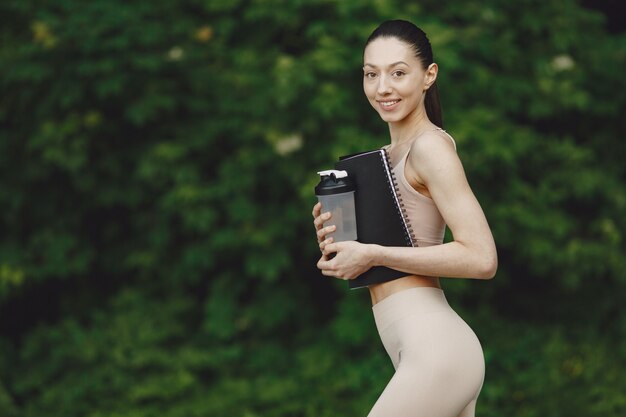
[[378, 99, 401, 110]]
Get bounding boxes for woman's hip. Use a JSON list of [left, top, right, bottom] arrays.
[[372, 287, 484, 374]]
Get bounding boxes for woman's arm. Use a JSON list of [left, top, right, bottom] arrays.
[[317, 132, 497, 280]]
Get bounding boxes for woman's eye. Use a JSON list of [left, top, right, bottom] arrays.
[[364, 72, 377, 79], [392, 71, 405, 77]]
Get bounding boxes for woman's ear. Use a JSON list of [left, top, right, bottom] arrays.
[[423, 63, 438, 90]]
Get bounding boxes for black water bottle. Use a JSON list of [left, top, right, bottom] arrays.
[[314, 170, 358, 242]]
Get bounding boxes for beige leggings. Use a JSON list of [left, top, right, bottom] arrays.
[[368, 287, 485, 417]]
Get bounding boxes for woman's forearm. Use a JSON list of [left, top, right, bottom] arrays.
[[368, 241, 497, 279]]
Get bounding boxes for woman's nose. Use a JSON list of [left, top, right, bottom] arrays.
[[377, 75, 392, 95]]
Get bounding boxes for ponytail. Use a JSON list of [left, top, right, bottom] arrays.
[[425, 81, 443, 128]]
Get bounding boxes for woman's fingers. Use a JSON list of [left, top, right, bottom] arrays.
[[319, 267, 348, 280], [312, 203, 334, 244], [319, 237, 334, 254], [312, 202, 321, 218], [317, 254, 332, 270], [320, 269, 338, 277], [316, 224, 336, 241], [313, 211, 332, 229]]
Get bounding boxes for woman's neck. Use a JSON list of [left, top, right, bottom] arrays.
[[388, 106, 437, 147]]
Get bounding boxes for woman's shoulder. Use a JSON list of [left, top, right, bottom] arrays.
[[409, 128, 457, 157], [406, 128, 461, 182]]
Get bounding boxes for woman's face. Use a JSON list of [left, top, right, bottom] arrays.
[[363, 37, 434, 124]]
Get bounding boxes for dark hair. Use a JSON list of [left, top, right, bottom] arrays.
[[365, 20, 443, 128]]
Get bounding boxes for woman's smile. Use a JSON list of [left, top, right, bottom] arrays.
[[378, 99, 402, 111]]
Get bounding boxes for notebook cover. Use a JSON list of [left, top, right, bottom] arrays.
[[335, 149, 416, 289]]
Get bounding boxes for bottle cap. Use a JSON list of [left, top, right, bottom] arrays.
[[317, 169, 348, 179], [315, 170, 355, 195]]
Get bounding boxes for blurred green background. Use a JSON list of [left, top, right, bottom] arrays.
[[1, 0, 625, 416]]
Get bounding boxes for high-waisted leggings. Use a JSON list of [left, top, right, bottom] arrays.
[[368, 287, 485, 417]]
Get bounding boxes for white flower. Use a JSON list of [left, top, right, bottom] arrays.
[[274, 134, 303, 156], [551, 54, 575, 71], [167, 46, 184, 61]]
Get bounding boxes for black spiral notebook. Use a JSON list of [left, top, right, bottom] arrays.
[[335, 148, 417, 290]]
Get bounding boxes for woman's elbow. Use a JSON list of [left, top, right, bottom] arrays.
[[477, 250, 498, 280]]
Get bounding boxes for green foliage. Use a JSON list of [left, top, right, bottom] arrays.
[[0, 0, 624, 416]]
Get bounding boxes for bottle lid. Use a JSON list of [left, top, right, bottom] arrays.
[[317, 169, 348, 179], [315, 170, 355, 195]]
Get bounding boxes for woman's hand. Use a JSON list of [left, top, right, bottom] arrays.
[[312, 202, 335, 265], [317, 240, 375, 280], [313, 201, 374, 280], [312, 201, 335, 247]]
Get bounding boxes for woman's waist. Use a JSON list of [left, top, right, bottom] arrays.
[[368, 275, 441, 306], [370, 279, 451, 333]]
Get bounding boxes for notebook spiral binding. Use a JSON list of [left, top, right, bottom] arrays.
[[381, 149, 417, 247]]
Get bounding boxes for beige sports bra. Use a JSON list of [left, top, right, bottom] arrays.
[[385, 128, 457, 246]]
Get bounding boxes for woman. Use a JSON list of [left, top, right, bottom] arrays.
[[312, 20, 497, 417]]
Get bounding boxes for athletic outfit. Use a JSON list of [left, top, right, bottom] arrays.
[[367, 129, 486, 417]]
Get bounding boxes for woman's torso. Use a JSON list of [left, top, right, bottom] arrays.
[[368, 128, 456, 306]]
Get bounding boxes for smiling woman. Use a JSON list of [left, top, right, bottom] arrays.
[[362, 29, 443, 130], [312, 19, 497, 417], [363, 52, 431, 124]]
